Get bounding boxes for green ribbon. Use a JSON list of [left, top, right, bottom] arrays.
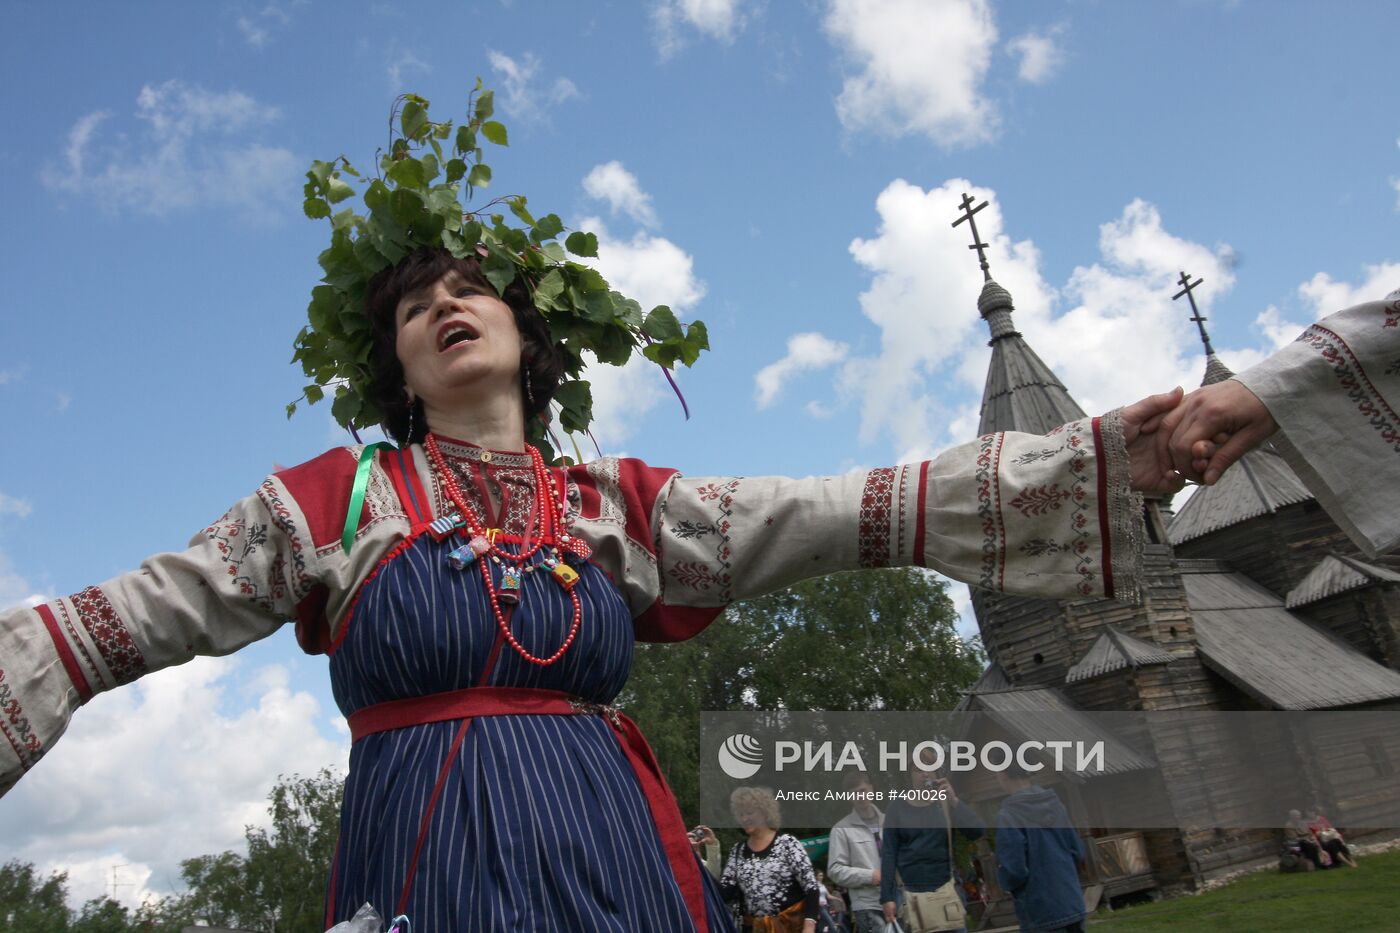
[[343, 442, 394, 555]]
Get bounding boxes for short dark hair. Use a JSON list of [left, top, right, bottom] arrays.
[[364, 247, 565, 444]]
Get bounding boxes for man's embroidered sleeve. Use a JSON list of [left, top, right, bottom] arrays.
[[0, 474, 321, 796], [1235, 297, 1400, 557]]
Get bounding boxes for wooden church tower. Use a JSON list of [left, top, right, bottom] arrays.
[[950, 196, 1400, 907]]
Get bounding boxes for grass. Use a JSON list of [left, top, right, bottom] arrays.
[[1089, 847, 1399, 931]]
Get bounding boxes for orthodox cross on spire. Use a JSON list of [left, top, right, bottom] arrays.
[[1172, 270, 1215, 355], [952, 192, 993, 281]]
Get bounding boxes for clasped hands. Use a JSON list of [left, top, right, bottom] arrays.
[[1121, 381, 1279, 495]]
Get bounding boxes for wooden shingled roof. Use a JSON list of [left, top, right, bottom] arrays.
[[1065, 627, 1177, 684], [1166, 446, 1313, 545], [958, 674, 1156, 776], [976, 279, 1087, 436], [1180, 563, 1400, 709], [1285, 553, 1400, 608]]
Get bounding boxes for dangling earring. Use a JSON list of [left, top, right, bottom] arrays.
[[405, 395, 417, 444], [524, 364, 536, 410]]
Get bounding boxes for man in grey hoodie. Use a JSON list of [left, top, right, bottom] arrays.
[[994, 764, 1087, 933], [827, 770, 886, 933]]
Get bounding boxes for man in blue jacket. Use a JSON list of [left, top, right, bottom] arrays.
[[994, 764, 1087, 932]]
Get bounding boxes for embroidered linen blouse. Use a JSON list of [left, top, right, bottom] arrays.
[[0, 414, 1142, 792]]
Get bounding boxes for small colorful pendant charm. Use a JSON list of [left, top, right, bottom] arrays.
[[558, 534, 592, 561], [428, 513, 464, 542], [446, 543, 478, 570], [551, 562, 579, 589], [498, 565, 522, 604], [469, 535, 491, 556]]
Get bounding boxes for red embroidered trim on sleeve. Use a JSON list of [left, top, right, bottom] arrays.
[[71, 587, 147, 686], [1091, 416, 1114, 600], [857, 468, 896, 568], [35, 604, 94, 702]]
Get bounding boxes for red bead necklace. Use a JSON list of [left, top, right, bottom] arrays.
[[423, 434, 582, 667]]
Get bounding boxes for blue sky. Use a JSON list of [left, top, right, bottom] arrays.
[[2, 0, 1398, 907]]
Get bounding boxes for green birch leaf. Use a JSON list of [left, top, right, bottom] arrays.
[[533, 268, 567, 308], [509, 197, 536, 227], [331, 388, 362, 426], [565, 231, 598, 257], [387, 156, 425, 188], [481, 120, 508, 145], [401, 99, 428, 139], [474, 90, 495, 122], [532, 214, 564, 240], [642, 306, 682, 341], [303, 197, 331, 220], [467, 163, 492, 188], [482, 250, 516, 295], [326, 176, 355, 204]]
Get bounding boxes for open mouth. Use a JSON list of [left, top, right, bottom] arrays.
[[437, 321, 480, 352]]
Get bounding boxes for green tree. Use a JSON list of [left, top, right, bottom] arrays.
[[618, 568, 984, 822], [242, 768, 343, 932], [70, 896, 132, 933], [160, 769, 343, 933], [0, 860, 72, 932]]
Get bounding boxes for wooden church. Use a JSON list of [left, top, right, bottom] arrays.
[[948, 197, 1400, 908]]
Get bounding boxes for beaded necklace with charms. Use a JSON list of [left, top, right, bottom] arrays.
[[423, 433, 590, 667]]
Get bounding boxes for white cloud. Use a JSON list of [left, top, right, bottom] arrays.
[[0, 368, 21, 385], [0, 552, 46, 608], [1006, 28, 1064, 84], [580, 216, 706, 317], [4, 658, 347, 908], [754, 333, 850, 408], [386, 48, 430, 90], [486, 50, 580, 122], [236, 2, 295, 49], [653, 0, 749, 58], [0, 492, 33, 519], [824, 0, 999, 149], [1296, 262, 1400, 316], [583, 161, 660, 228], [574, 214, 706, 450], [42, 82, 297, 223], [1254, 305, 1308, 350], [830, 180, 1247, 461]]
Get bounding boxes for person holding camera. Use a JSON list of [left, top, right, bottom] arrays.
[[880, 766, 983, 933]]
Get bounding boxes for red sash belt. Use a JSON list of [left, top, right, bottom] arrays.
[[340, 686, 710, 933]]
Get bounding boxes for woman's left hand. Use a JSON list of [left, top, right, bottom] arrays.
[[1118, 387, 1187, 495]]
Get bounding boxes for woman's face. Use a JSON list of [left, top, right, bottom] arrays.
[[394, 268, 524, 412], [735, 807, 768, 834]]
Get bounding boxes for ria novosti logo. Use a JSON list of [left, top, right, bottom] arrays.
[[717, 733, 764, 779]]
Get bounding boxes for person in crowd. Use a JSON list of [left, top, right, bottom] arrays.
[[1305, 807, 1357, 868], [693, 824, 723, 879], [881, 766, 983, 932], [993, 763, 1087, 933], [1284, 809, 1325, 870], [827, 770, 887, 933], [721, 787, 822, 932]]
